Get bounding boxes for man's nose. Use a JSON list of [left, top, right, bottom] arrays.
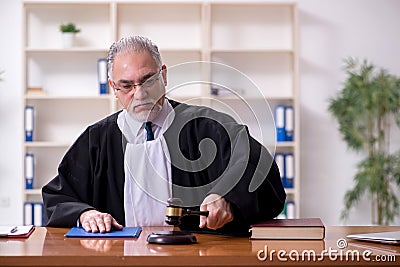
[[133, 85, 148, 100]]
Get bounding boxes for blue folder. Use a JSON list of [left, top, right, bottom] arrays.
[[65, 227, 142, 238], [274, 105, 286, 142]]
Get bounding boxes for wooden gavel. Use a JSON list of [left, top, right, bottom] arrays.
[[165, 197, 209, 226]]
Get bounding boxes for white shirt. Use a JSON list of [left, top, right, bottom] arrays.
[[117, 99, 175, 226]]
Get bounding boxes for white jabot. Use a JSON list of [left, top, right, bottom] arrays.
[[124, 137, 171, 226], [117, 99, 175, 226]]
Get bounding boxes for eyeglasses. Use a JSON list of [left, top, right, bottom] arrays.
[[112, 69, 162, 94]]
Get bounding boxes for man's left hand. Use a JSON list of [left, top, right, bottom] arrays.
[[199, 194, 234, 230]]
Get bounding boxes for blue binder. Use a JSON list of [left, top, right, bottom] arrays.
[[23, 202, 47, 226], [286, 201, 295, 219], [24, 106, 34, 142], [274, 153, 285, 187], [25, 153, 34, 189], [284, 153, 294, 188], [24, 202, 34, 226], [274, 105, 286, 142], [97, 58, 108, 94], [33, 202, 46, 226], [285, 106, 294, 141]]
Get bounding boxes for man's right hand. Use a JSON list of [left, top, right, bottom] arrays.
[[80, 210, 123, 233]]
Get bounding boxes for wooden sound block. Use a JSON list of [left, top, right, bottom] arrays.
[[147, 230, 197, 244]]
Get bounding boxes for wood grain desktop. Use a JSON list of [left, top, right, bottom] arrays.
[[0, 226, 399, 267]]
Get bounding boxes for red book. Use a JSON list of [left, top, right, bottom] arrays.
[[250, 218, 325, 240]]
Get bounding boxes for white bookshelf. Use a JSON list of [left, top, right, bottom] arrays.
[[22, 0, 300, 224]]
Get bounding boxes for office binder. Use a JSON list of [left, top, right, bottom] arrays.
[[24, 202, 47, 226], [274, 153, 285, 187], [274, 105, 285, 142], [285, 106, 294, 141], [33, 202, 43, 226], [24, 106, 34, 142], [286, 201, 295, 219], [24, 202, 33, 226], [25, 153, 34, 189], [97, 58, 108, 94], [284, 153, 294, 188]]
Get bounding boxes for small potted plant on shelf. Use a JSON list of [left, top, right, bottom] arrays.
[[59, 22, 80, 48]]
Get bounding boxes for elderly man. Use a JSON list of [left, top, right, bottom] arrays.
[[42, 36, 286, 236]]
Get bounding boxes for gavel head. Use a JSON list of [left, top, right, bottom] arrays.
[[165, 197, 184, 226]]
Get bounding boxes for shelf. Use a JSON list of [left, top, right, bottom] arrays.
[[206, 95, 296, 101], [24, 2, 112, 49], [25, 48, 108, 53], [160, 48, 203, 53], [25, 94, 111, 100], [211, 52, 294, 99], [284, 188, 296, 195], [210, 48, 294, 54], [117, 3, 203, 50], [210, 3, 294, 51], [21, 1, 300, 221], [25, 51, 109, 96], [24, 141, 71, 148], [24, 189, 42, 195], [276, 141, 296, 148]]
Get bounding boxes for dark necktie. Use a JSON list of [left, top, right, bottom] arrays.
[[144, 121, 154, 141]]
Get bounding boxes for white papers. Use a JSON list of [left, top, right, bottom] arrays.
[[0, 225, 34, 237]]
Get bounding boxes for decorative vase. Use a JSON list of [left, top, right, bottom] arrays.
[[61, 32, 75, 48]]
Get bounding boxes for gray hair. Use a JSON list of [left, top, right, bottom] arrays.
[[107, 36, 162, 80]]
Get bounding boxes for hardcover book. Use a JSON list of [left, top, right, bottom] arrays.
[[250, 218, 325, 240]]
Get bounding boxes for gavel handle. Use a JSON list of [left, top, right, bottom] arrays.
[[185, 209, 209, 217]]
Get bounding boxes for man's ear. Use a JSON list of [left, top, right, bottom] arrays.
[[108, 79, 117, 98], [161, 64, 167, 86]]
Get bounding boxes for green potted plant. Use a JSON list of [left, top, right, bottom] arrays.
[[328, 57, 400, 225], [59, 22, 80, 48]]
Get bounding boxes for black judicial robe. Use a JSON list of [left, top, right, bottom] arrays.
[[42, 99, 286, 235]]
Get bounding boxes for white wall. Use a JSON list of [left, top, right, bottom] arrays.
[[298, 0, 400, 225], [0, 0, 23, 225], [0, 0, 399, 226]]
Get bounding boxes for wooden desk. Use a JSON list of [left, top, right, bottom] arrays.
[[1, 226, 399, 266]]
